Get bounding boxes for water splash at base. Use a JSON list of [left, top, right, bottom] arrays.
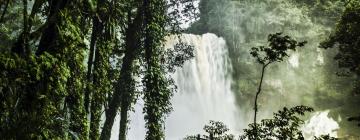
[[302, 110, 339, 139]]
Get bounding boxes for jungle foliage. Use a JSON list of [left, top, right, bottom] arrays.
[[2, 0, 360, 139], [320, 0, 360, 127], [0, 0, 196, 139], [185, 106, 337, 140]]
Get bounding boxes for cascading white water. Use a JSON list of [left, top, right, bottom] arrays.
[[165, 33, 240, 139]]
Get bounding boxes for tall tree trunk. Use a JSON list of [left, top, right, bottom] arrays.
[[118, 86, 132, 140], [253, 63, 269, 139], [100, 49, 137, 140], [85, 22, 97, 114], [85, 0, 105, 115], [89, 11, 111, 139], [100, 8, 143, 140], [35, 1, 89, 139], [88, 22, 104, 140], [90, 44, 102, 140], [142, 0, 169, 139]]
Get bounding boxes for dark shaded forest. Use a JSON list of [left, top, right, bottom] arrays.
[[0, 0, 359, 140]]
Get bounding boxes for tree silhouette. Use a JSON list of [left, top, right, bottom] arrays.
[[184, 120, 234, 140], [250, 33, 307, 138], [240, 106, 313, 140]]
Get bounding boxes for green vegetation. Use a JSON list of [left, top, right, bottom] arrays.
[[320, 0, 360, 128], [1, 0, 360, 139], [241, 106, 314, 140], [0, 0, 196, 139], [184, 120, 235, 140], [185, 106, 337, 140]]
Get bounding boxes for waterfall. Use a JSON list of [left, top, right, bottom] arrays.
[[165, 33, 240, 139], [192, 1, 345, 138]]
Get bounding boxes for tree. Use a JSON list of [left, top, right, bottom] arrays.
[[0, 0, 92, 139], [142, 0, 196, 139], [100, 1, 144, 139], [240, 106, 313, 140], [314, 135, 338, 140], [99, 0, 197, 139], [250, 33, 306, 138], [320, 0, 360, 93], [0, 0, 196, 139], [142, 0, 171, 139], [320, 0, 360, 127], [184, 120, 235, 140]]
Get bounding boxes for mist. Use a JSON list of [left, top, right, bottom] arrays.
[[186, 0, 360, 138]]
